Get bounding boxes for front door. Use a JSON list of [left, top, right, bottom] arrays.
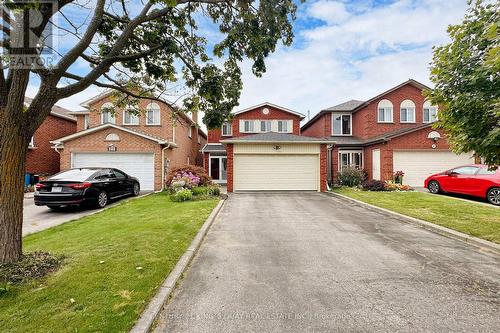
[[210, 156, 227, 183]]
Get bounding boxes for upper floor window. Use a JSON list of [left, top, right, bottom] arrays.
[[377, 99, 393, 123], [29, 136, 34, 148], [277, 120, 291, 133], [198, 135, 201, 144], [188, 126, 193, 138], [101, 102, 116, 124], [123, 107, 139, 125], [222, 121, 232, 136], [400, 99, 416, 123], [84, 114, 90, 129], [146, 103, 161, 125], [241, 120, 255, 133], [423, 100, 438, 123], [332, 114, 352, 136], [260, 120, 272, 133]]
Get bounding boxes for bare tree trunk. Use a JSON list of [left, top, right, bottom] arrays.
[[0, 121, 28, 263]]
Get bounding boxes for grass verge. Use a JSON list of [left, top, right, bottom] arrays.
[[333, 187, 500, 243], [0, 193, 218, 332]]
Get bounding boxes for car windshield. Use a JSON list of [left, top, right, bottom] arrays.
[[50, 169, 97, 181]]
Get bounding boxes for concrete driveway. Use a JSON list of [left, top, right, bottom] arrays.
[[155, 192, 500, 332]]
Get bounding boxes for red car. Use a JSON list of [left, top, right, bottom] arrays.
[[424, 164, 500, 206]]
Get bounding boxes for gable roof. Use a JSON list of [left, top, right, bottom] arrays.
[[24, 97, 76, 122], [233, 102, 305, 119], [220, 132, 331, 144], [301, 79, 431, 131], [50, 123, 175, 146]]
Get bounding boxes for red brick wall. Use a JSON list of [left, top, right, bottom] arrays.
[[353, 84, 428, 139], [302, 113, 331, 137], [226, 144, 234, 192], [59, 128, 166, 191], [26, 114, 76, 175], [203, 152, 210, 174], [320, 144, 327, 192], [207, 105, 302, 143]]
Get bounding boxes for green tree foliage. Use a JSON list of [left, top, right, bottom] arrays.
[[427, 0, 499, 166]]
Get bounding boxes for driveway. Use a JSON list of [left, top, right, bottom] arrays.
[[23, 198, 99, 236], [155, 192, 500, 332]]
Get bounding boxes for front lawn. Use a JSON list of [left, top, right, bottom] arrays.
[[333, 187, 500, 243], [0, 193, 218, 332]]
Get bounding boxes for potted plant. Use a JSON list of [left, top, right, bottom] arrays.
[[393, 170, 405, 185]]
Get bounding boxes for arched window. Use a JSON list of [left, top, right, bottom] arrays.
[[377, 99, 393, 123], [400, 99, 416, 123], [105, 133, 120, 141], [101, 102, 116, 124], [146, 103, 161, 125], [423, 100, 438, 123]]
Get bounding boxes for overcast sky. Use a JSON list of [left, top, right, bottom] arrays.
[[28, 0, 469, 122]]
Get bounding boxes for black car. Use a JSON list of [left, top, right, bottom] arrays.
[[34, 168, 140, 210]]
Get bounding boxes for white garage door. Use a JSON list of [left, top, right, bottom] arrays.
[[234, 154, 319, 191], [72, 153, 155, 191], [393, 150, 474, 186]]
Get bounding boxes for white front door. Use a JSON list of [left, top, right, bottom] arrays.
[[393, 150, 474, 186], [372, 149, 381, 180], [72, 152, 155, 190]]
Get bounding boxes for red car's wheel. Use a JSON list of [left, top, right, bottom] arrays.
[[487, 187, 500, 206], [428, 180, 440, 194]]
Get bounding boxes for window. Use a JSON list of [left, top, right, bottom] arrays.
[[400, 99, 416, 123], [198, 135, 201, 144], [222, 122, 232, 136], [242, 120, 255, 133], [477, 168, 496, 175], [450, 166, 478, 175], [210, 156, 227, 182], [332, 114, 352, 135], [123, 107, 139, 125], [146, 103, 161, 125], [377, 99, 393, 123], [101, 102, 116, 124], [277, 120, 289, 133], [84, 114, 90, 129], [113, 169, 127, 180], [29, 136, 34, 148], [188, 126, 193, 138], [423, 100, 438, 123], [339, 151, 363, 170], [260, 120, 272, 132]]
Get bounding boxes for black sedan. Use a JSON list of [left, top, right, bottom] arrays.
[[34, 168, 140, 210]]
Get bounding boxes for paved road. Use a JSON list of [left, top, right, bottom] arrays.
[[155, 192, 500, 332], [23, 198, 100, 236]]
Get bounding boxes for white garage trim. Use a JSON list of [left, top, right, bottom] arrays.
[[372, 149, 381, 180], [393, 150, 474, 187], [233, 143, 321, 191], [71, 152, 155, 191]]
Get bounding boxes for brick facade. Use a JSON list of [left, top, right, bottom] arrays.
[[26, 114, 76, 175]]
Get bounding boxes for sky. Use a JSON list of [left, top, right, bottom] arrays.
[[27, 0, 469, 122]]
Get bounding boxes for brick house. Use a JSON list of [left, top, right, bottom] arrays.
[[51, 91, 207, 191], [25, 98, 77, 179], [201, 102, 330, 192], [301, 79, 475, 186]]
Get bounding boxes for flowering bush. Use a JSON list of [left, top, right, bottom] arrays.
[[171, 171, 201, 189], [385, 181, 412, 192], [166, 165, 211, 187], [393, 170, 405, 184]]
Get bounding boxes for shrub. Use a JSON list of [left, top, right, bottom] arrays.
[[362, 180, 387, 191], [191, 185, 221, 197], [386, 181, 412, 192], [166, 165, 211, 187], [208, 185, 220, 196], [170, 189, 193, 202], [337, 167, 365, 187]]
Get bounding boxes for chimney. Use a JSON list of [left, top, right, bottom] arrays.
[[191, 110, 198, 125]]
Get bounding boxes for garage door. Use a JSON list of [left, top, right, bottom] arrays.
[[72, 153, 155, 190], [234, 154, 319, 191], [393, 150, 474, 186]]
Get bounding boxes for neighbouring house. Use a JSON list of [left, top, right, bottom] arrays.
[[301, 79, 476, 186], [25, 97, 77, 183], [51, 91, 207, 191], [201, 102, 330, 192]]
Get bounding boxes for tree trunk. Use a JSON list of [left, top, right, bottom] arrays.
[[0, 124, 28, 263]]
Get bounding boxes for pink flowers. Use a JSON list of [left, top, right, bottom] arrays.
[[171, 171, 201, 189]]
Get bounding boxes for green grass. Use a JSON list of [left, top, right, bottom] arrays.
[[0, 193, 218, 333], [333, 187, 500, 244]]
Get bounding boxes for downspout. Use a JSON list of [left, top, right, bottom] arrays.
[[327, 144, 334, 191], [161, 143, 171, 192]]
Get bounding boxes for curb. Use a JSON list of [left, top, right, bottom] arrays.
[[325, 191, 500, 256], [129, 198, 226, 333]]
